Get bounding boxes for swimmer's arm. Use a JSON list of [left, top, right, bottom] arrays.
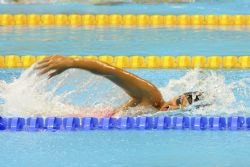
[[73, 57, 164, 107], [112, 98, 139, 116], [36, 55, 164, 108]]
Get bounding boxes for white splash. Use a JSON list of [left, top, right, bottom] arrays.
[[0, 67, 249, 118], [158, 68, 250, 116], [0, 65, 128, 118]]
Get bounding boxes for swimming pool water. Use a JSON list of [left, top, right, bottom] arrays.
[[0, 131, 250, 167], [1, 0, 250, 15], [1, 27, 250, 56], [1, 28, 250, 166], [1, 0, 250, 166]]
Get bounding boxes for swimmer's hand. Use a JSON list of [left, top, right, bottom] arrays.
[[35, 55, 74, 78]]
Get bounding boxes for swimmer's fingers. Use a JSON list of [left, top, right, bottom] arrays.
[[35, 62, 50, 70], [38, 66, 52, 75], [37, 56, 51, 64], [48, 70, 62, 79]]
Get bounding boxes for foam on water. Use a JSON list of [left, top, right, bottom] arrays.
[[0, 65, 128, 117], [0, 66, 249, 118], [158, 69, 241, 116]]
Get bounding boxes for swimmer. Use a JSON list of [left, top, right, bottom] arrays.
[[35, 55, 204, 116]]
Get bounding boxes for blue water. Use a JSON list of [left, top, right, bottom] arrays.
[[1, 26, 250, 167], [1, 1, 250, 166], [1, 27, 250, 56], [0, 131, 250, 167], [0, 0, 250, 15]]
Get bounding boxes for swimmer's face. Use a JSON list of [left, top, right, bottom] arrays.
[[160, 95, 188, 111], [178, 95, 189, 107], [159, 102, 171, 111]]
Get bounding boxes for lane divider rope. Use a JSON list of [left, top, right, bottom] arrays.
[[0, 116, 249, 131], [0, 14, 250, 26], [1, 55, 250, 69]]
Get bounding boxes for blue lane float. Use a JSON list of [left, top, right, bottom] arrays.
[[27, 117, 44, 131], [136, 117, 153, 130], [45, 117, 62, 131], [99, 117, 117, 130], [82, 117, 98, 130], [116, 117, 134, 130], [191, 117, 208, 130], [154, 116, 171, 130], [8, 117, 25, 131], [1, 116, 250, 131], [246, 117, 250, 129], [63, 117, 80, 131], [228, 116, 245, 130], [172, 116, 189, 129], [209, 117, 226, 130], [0, 117, 7, 130]]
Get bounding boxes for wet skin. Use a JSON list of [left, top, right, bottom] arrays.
[[36, 55, 189, 115]]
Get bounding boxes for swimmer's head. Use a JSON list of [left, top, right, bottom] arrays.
[[184, 91, 204, 105], [159, 96, 188, 111], [160, 91, 204, 111], [159, 103, 171, 111]]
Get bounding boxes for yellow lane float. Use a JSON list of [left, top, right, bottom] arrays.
[[1, 14, 250, 26], [0, 55, 249, 69]]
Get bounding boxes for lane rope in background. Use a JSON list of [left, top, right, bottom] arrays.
[[0, 14, 250, 26], [1, 55, 250, 69], [1, 116, 249, 131]]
